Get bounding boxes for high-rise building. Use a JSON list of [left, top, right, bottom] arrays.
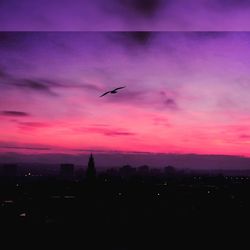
[[86, 154, 96, 182], [119, 165, 136, 178]]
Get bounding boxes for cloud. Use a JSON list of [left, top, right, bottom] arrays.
[[239, 134, 250, 139], [0, 70, 59, 96], [118, 0, 163, 17], [15, 79, 58, 96], [0, 67, 101, 96], [1, 145, 51, 151], [2, 0, 250, 31], [86, 127, 136, 136], [164, 98, 178, 110], [99, 87, 180, 111], [0, 67, 9, 79], [0, 32, 30, 50], [17, 121, 51, 131], [0, 141, 51, 151], [61, 82, 102, 92], [75, 126, 136, 137], [73, 148, 151, 154], [159, 91, 179, 110], [119, 32, 153, 45], [107, 32, 154, 51], [0, 110, 30, 117], [18, 122, 49, 127], [186, 32, 228, 41], [209, 0, 250, 10], [101, 89, 147, 105]]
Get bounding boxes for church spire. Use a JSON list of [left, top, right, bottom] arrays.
[[86, 153, 96, 182]]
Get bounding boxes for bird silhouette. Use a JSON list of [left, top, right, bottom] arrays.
[[100, 86, 126, 97]]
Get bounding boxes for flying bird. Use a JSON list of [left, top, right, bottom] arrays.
[[100, 86, 126, 97]]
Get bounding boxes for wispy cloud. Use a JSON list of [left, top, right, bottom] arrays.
[[109, 32, 154, 48], [118, 0, 163, 17], [18, 122, 49, 127], [75, 126, 136, 137], [16, 79, 58, 96], [101, 89, 147, 105], [159, 91, 179, 110], [239, 134, 250, 139], [17, 121, 51, 131], [209, 0, 250, 10], [0, 110, 30, 117], [0, 67, 101, 96], [1, 145, 51, 151], [0, 141, 51, 151], [0, 67, 9, 78]]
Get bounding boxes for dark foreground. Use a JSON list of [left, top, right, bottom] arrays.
[[0, 175, 249, 248]]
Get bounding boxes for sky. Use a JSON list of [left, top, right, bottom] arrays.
[[2, 0, 250, 31], [1, 31, 250, 159]]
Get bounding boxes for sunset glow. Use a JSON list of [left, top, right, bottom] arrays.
[[0, 32, 250, 156]]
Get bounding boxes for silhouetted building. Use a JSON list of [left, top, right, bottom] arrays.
[[164, 166, 176, 177], [86, 154, 96, 182], [150, 168, 162, 176], [105, 168, 118, 177], [119, 165, 136, 178], [75, 168, 85, 179], [60, 164, 74, 180], [138, 165, 150, 176], [2, 164, 18, 177]]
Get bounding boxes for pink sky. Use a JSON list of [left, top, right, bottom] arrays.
[[0, 32, 250, 156]]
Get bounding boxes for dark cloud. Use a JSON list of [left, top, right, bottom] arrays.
[[16, 79, 58, 96], [73, 148, 151, 154], [76, 126, 136, 137], [0, 32, 29, 49], [118, 0, 163, 17], [103, 131, 135, 136], [0, 68, 100, 96], [108, 32, 154, 48], [102, 89, 147, 105], [0, 145, 51, 150], [208, 0, 250, 10], [122, 32, 153, 45], [159, 91, 179, 110], [239, 134, 250, 139], [187, 32, 228, 40], [0, 71, 59, 96], [0, 111, 30, 117], [63, 82, 101, 91], [88, 127, 136, 136], [152, 117, 171, 127], [18, 122, 49, 128], [0, 67, 9, 79], [164, 98, 178, 110]]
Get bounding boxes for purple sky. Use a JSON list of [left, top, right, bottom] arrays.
[[1, 2, 250, 169], [1, 32, 250, 162], [1, 0, 250, 31]]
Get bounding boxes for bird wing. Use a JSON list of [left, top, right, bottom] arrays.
[[100, 91, 110, 97], [113, 86, 126, 91]]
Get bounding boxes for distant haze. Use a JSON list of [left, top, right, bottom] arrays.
[[1, 152, 250, 170]]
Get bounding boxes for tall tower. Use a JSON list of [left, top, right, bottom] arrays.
[[86, 153, 96, 182]]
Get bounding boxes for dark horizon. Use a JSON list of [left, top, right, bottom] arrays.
[[1, 151, 250, 171]]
